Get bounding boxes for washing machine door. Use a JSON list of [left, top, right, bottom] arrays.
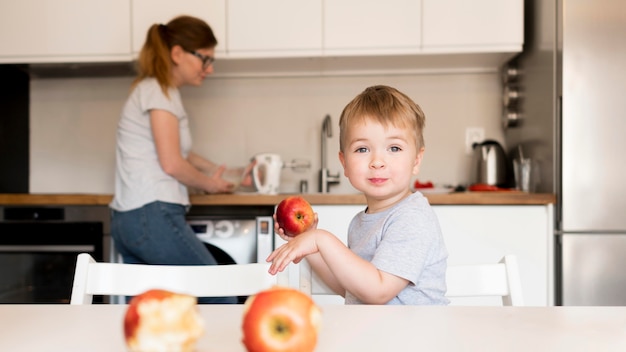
[[188, 219, 258, 265], [204, 243, 237, 265]]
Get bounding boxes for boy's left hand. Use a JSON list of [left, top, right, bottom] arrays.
[[266, 230, 320, 275]]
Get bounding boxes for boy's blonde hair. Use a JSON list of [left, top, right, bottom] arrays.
[[339, 85, 426, 152]]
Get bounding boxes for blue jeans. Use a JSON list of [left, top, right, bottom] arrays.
[[110, 201, 237, 304]]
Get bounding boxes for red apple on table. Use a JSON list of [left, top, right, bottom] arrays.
[[275, 196, 315, 236], [124, 289, 204, 352], [242, 286, 321, 352]]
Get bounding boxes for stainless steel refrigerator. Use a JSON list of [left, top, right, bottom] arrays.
[[506, 0, 626, 305]]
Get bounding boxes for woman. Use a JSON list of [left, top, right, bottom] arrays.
[[110, 15, 249, 304]]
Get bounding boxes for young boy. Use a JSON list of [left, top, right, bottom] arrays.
[[267, 85, 448, 305]]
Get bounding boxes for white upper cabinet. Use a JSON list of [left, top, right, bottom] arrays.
[[131, 0, 227, 56], [0, 0, 523, 71], [422, 0, 523, 52], [324, 0, 422, 55], [226, 0, 322, 57], [0, 0, 130, 63]]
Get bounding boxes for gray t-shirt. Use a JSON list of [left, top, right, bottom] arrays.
[[110, 78, 192, 211], [345, 191, 449, 305]]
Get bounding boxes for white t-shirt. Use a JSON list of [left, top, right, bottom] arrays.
[[110, 78, 192, 211], [345, 191, 449, 305]]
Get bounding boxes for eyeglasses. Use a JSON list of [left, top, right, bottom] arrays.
[[187, 50, 215, 69]]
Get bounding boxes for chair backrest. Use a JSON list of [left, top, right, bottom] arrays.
[[445, 255, 524, 306], [70, 253, 288, 305], [299, 254, 523, 306]]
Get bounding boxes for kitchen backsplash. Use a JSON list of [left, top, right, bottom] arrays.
[[29, 71, 505, 194]]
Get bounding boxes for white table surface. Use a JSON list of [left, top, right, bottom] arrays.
[[1, 304, 625, 351]]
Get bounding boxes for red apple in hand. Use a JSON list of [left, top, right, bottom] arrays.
[[242, 287, 321, 352], [124, 289, 204, 352], [275, 196, 315, 236]]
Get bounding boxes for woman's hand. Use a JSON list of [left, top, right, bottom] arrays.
[[207, 164, 236, 193], [240, 159, 256, 188]]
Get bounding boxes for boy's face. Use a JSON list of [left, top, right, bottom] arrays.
[[339, 119, 423, 203]]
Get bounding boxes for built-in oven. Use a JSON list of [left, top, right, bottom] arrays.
[[0, 206, 107, 304]]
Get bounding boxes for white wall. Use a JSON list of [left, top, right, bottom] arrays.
[[29, 71, 505, 194]]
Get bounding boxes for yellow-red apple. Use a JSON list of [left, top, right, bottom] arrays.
[[124, 289, 204, 352], [241, 286, 321, 352], [275, 196, 315, 236]]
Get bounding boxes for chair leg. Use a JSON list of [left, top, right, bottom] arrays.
[[501, 255, 524, 306], [70, 253, 95, 305]]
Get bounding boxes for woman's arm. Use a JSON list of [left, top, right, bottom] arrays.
[[187, 152, 219, 174], [189, 146, 255, 188], [150, 110, 233, 193]]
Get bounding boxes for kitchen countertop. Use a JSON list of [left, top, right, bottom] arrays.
[[0, 192, 556, 206]]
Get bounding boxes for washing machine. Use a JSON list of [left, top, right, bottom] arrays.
[[186, 215, 273, 266]]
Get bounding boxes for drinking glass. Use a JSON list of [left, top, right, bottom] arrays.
[[514, 158, 534, 192]]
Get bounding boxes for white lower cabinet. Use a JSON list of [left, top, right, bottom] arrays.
[[434, 205, 554, 306], [280, 203, 554, 306]]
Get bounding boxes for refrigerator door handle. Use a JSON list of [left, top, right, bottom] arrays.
[[555, 94, 563, 231]]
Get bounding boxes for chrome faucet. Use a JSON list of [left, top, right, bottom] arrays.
[[319, 114, 341, 193]]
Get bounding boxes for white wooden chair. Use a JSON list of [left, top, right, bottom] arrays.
[[70, 253, 288, 305], [445, 255, 524, 306], [299, 259, 346, 304], [299, 254, 523, 306]]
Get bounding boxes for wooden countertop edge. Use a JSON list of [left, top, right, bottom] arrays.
[[0, 193, 556, 206], [0, 194, 114, 206]]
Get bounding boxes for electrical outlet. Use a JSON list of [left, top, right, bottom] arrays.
[[465, 127, 485, 155]]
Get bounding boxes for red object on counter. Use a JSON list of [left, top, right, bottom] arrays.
[[468, 183, 516, 192], [414, 179, 434, 189]]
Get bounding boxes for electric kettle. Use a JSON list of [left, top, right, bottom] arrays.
[[252, 153, 283, 194], [471, 140, 508, 187]]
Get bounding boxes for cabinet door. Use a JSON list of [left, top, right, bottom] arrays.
[[131, 0, 227, 55], [310, 205, 361, 304], [0, 0, 130, 62], [324, 0, 421, 55], [422, 0, 523, 51], [275, 205, 362, 305], [227, 0, 322, 57], [433, 205, 553, 306]]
